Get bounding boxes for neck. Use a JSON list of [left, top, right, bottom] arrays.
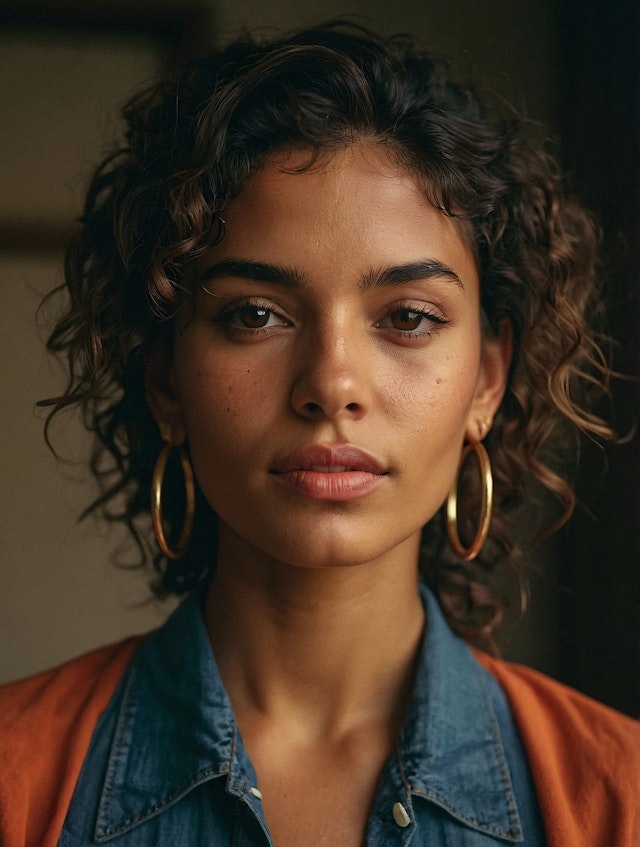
[[205, 531, 425, 743]]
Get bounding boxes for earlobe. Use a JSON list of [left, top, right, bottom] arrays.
[[144, 343, 187, 446], [466, 318, 513, 442]]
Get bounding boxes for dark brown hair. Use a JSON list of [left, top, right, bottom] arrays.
[[42, 22, 611, 643]]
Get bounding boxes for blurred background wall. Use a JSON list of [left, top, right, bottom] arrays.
[[1, 0, 638, 715]]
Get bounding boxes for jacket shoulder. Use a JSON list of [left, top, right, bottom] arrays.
[[0, 638, 141, 722], [0, 637, 143, 847], [476, 651, 639, 753], [476, 652, 640, 846]]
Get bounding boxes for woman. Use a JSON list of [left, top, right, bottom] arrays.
[[1, 22, 638, 847]]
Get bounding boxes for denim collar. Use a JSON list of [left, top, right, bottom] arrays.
[[400, 587, 522, 841], [94, 585, 521, 843]]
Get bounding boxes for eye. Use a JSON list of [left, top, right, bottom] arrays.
[[376, 303, 449, 338], [388, 309, 428, 332], [235, 304, 274, 329], [213, 298, 291, 337]]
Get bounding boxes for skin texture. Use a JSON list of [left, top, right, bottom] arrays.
[[150, 144, 509, 575], [147, 143, 511, 846]]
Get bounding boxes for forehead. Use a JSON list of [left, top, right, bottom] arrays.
[[232, 143, 431, 213], [216, 143, 477, 272]]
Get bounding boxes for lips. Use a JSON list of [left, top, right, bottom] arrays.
[[270, 445, 388, 501], [272, 444, 386, 474]]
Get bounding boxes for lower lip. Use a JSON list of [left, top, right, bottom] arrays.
[[272, 470, 386, 501]]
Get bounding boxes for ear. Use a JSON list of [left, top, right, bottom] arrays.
[[465, 318, 513, 442], [144, 342, 187, 446]]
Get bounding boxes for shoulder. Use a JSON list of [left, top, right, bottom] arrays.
[[475, 651, 639, 753], [475, 651, 640, 846], [0, 637, 142, 718], [0, 637, 143, 847], [0, 637, 143, 754]]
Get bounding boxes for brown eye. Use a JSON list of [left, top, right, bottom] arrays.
[[216, 300, 289, 336], [239, 305, 271, 328], [390, 309, 424, 331]]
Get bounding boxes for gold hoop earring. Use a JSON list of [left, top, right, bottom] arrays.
[[151, 432, 195, 560], [446, 440, 493, 561]]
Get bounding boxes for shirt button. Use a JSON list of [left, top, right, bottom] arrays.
[[392, 802, 411, 828], [249, 787, 263, 800]]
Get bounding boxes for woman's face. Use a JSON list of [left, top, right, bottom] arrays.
[[150, 144, 509, 571]]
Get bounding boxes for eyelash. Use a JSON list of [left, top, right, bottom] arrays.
[[213, 298, 449, 340], [214, 298, 290, 337], [376, 302, 450, 338]]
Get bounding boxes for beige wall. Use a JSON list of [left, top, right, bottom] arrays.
[[0, 33, 171, 683], [0, 0, 559, 683]]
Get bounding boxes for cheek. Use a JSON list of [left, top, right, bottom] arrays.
[[388, 360, 479, 519], [177, 354, 278, 451], [384, 348, 480, 440]]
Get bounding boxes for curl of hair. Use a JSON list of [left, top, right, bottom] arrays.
[[40, 22, 611, 646]]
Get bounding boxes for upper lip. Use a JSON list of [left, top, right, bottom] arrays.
[[271, 444, 387, 474]]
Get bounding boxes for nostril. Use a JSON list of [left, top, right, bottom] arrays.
[[291, 375, 370, 421]]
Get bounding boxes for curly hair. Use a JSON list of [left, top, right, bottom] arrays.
[[41, 22, 611, 644]]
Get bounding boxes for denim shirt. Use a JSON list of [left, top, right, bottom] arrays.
[[58, 586, 547, 846]]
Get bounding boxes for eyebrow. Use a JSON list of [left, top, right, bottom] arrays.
[[362, 260, 463, 290], [200, 257, 463, 290], [200, 259, 306, 288]]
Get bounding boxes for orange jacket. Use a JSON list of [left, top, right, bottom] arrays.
[[1, 638, 638, 847], [475, 652, 640, 846]]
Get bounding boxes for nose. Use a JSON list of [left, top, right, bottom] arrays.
[[290, 324, 372, 422]]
